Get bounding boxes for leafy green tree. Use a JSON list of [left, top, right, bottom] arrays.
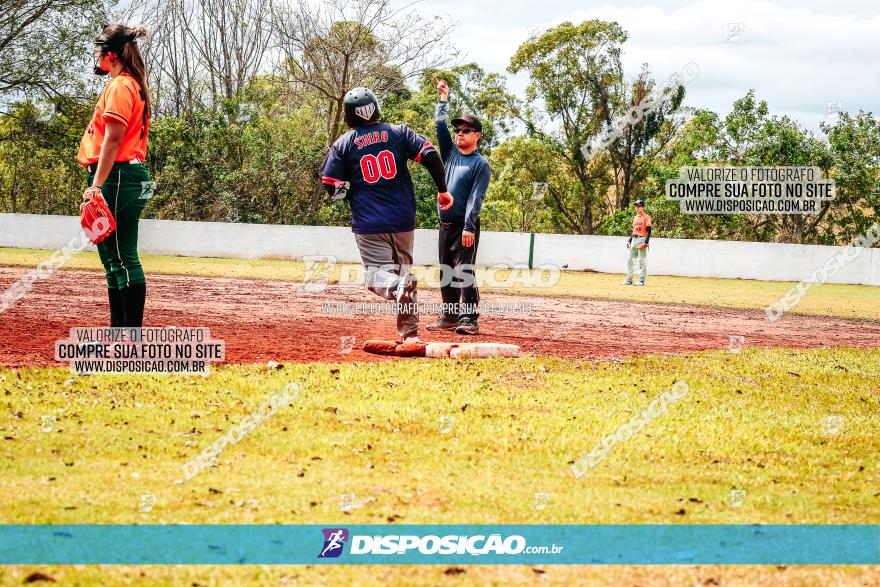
[[481, 136, 554, 233], [145, 95, 331, 226], [603, 65, 687, 211], [3, 6, 877, 249], [508, 20, 628, 234], [823, 111, 880, 243], [664, 91, 836, 243], [385, 64, 513, 153], [628, 106, 769, 242], [274, 0, 454, 144], [0, 97, 93, 214], [0, 0, 109, 99]]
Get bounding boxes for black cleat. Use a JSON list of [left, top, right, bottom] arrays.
[[426, 317, 459, 331], [455, 317, 479, 335]]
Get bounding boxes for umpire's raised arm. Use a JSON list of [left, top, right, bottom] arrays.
[[433, 76, 454, 162]]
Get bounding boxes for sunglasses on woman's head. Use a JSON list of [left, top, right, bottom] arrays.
[[453, 127, 475, 135]]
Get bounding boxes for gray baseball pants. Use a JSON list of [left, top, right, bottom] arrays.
[[354, 231, 418, 339]]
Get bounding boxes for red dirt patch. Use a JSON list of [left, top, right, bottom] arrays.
[[1, 267, 878, 368]]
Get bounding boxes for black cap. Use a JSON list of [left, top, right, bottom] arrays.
[[451, 115, 482, 132], [634, 199, 646, 207]]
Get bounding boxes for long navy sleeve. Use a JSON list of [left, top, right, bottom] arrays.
[[464, 163, 491, 231], [419, 149, 448, 193]]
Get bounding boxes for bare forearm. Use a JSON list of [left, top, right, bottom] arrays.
[[92, 136, 123, 187]]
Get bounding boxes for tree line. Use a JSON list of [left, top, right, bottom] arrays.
[[1, 0, 877, 245]]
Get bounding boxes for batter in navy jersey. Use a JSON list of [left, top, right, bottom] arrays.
[[321, 87, 453, 341]]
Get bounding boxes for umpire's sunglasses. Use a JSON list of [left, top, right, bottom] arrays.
[[453, 127, 475, 135]]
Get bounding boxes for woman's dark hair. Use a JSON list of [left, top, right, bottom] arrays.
[[97, 24, 151, 119]]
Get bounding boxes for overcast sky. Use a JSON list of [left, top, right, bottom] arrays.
[[405, 0, 880, 133]]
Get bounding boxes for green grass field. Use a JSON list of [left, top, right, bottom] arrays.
[[2, 247, 878, 584], [2, 348, 878, 584], [3, 246, 880, 320]]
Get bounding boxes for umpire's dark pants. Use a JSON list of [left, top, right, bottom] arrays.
[[439, 220, 480, 322]]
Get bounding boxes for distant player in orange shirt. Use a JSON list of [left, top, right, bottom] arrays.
[[77, 24, 152, 327], [622, 199, 652, 286]]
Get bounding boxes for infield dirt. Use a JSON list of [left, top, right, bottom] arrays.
[[2, 267, 878, 367]]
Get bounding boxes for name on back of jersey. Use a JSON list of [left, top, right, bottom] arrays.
[[354, 130, 389, 150]]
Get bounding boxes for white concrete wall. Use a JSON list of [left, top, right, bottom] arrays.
[[533, 233, 879, 285], [1, 213, 877, 285]]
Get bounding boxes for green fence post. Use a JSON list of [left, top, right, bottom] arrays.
[[528, 232, 535, 269]]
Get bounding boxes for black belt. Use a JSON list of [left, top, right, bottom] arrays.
[[440, 220, 478, 229], [87, 159, 142, 173]]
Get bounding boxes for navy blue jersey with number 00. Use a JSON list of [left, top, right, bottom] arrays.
[[321, 123, 436, 234]]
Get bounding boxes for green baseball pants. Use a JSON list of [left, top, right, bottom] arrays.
[[88, 162, 151, 290]]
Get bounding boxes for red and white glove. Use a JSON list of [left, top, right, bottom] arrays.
[[80, 188, 116, 244]]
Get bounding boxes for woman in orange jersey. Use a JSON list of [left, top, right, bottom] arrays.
[[77, 25, 152, 327]]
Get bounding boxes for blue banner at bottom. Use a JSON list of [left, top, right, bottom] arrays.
[[1, 525, 876, 565]]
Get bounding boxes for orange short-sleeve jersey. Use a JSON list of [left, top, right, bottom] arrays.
[[77, 74, 149, 166], [632, 213, 652, 237]]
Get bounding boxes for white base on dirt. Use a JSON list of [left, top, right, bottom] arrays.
[[425, 342, 521, 359]]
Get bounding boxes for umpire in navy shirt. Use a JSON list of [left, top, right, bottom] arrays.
[[427, 77, 491, 335]]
